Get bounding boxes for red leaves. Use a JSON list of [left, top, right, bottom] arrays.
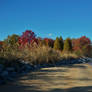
[[73, 36, 91, 51], [72, 36, 91, 56], [18, 30, 36, 48], [0, 41, 3, 45], [0, 41, 3, 50], [44, 38, 54, 47], [0, 41, 3, 47]]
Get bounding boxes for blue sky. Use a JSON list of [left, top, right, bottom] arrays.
[[0, 0, 92, 40]]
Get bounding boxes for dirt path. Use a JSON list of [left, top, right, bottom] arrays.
[[1, 64, 92, 92]]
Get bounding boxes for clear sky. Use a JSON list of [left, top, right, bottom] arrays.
[[0, 0, 92, 40]]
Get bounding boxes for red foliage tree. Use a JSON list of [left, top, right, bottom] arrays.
[[0, 41, 3, 51], [0, 41, 3, 45], [18, 30, 37, 48], [44, 38, 54, 47], [72, 36, 91, 56]]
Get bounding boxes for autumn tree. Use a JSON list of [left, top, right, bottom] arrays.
[[3, 34, 19, 51], [44, 38, 54, 48], [72, 36, 91, 56], [37, 38, 54, 48], [63, 38, 72, 52], [0, 41, 3, 51], [38, 38, 46, 46], [18, 30, 37, 48]]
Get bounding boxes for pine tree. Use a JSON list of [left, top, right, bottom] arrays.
[[63, 38, 72, 52], [54, 37, 61, 50]]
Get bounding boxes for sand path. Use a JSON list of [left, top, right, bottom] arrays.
[[0, 63, 92, 92]]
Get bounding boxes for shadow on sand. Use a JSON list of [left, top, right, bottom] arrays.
[[48, 86, 92, 92], [0, 63, 92, 92], [1, 84, 92, 92]]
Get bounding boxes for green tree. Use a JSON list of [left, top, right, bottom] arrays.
[[54, 37, 61, 50], [3, 34, 19, 51], [63, 38, 72, 52]]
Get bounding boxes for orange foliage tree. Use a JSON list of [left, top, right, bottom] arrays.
[[72, 36, 91, 56]]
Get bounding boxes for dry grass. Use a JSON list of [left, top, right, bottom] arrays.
[[21, 46, 61, 64], [0, 46, 61, 65], [0, 46, 80, 66], [61, 52, 78, 59]]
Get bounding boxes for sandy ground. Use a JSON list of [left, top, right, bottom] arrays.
[[0, 63, 92, 92]]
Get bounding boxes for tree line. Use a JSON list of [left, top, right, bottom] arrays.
[[0, 30, 92, 57]]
